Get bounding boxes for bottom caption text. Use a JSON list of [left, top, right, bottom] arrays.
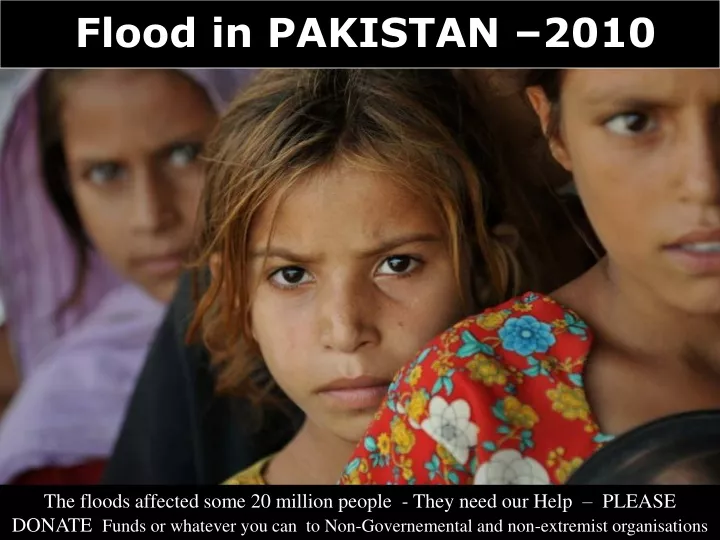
[[6, 489, 712, 535]]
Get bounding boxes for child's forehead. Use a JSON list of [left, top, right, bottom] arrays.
[[249, 167, 447, 249]]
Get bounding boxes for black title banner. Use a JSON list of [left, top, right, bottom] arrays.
[[3, 486, 714, 535], [0, 1, 717, 68]]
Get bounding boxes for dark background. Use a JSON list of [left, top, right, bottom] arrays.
[[0, 1, 717, 68]]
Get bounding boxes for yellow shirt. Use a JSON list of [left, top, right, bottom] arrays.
[[223, 455, 274, 485]]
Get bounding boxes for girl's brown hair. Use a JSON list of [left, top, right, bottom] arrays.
[[187, 69, 578, 407], [37, 69, 91, 318]]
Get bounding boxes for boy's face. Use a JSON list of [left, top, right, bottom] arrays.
[[247, 164, 466, 443]]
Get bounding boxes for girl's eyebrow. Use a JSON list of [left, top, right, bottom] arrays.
[[588, 96, 669, 111], [358, 232, 443, 258], [582, 86, 674, 110], [151, 130, 208, 156], [250, 232, 442, 263], [67, 130, 208, 165]]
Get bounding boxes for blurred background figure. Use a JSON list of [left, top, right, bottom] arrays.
[[0, 69, 255, 484], [0, 70, 21, 419]]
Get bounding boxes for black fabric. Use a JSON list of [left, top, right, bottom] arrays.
[[568, 410, 720, 485], [102, 271, 302, 485]]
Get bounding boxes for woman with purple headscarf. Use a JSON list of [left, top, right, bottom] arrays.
[[0, 68, 254, 484]]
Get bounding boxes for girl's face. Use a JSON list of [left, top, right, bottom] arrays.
[[533, 69, 720, 313], [248, 165, 467, 443], [61, 70, 218, 302]]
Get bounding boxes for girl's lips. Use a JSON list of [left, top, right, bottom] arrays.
[[319, 385, 390, 410], [664, 245, 720, 274], [317, 376, 392, 410], [132, 253, 186, 276], [664, 229, 720, 274]]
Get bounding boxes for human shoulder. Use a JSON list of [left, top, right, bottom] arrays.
[[417, 291, 584, 368], [340, 292, 597, 485], [223, 455, 273, 485], [378, 291, 584, 433]]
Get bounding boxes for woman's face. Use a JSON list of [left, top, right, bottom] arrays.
[[531, 69, 720, 314], [61, 70, 218, 302]]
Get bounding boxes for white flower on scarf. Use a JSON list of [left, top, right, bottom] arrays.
[[474, 449, 550, 485], [420, 397, 479, 465]]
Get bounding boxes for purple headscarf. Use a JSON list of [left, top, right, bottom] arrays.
[[0, 69, 256, 483]]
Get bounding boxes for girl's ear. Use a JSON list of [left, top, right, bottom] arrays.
[[526, 86, 553, 136], [209, 252, 238, 310], [210, 252, 257, 342], [468, 222, 521, 310], [209, 253, 223, 285], [526, 86, 572, 172], [492, 222, 520, 252]]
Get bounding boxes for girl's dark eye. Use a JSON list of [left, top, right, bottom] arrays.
[[604, 112, 657, 136], [86, 162, 124, 185], [376, 255, 421, 276], [168, 143, 202, 167], [269, 266, 312, 288]]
